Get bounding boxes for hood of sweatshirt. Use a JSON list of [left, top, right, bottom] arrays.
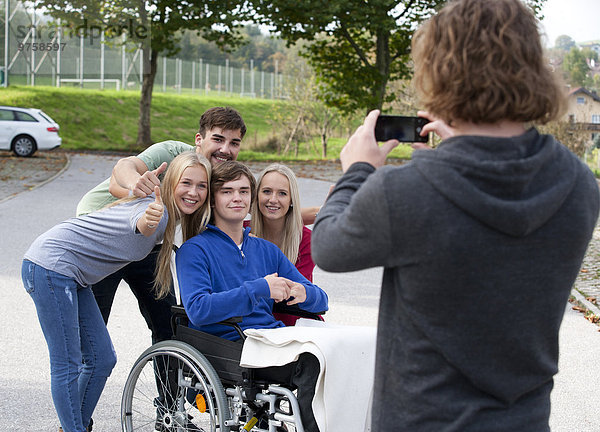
[[411, 128, 578, 237]]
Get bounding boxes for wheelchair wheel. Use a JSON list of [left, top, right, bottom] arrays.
[[121, 340, 231, 432]]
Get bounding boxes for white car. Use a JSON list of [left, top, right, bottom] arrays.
[[0, 106, 62, 157]]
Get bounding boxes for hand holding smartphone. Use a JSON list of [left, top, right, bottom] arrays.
[[374, 115, 430, 143]]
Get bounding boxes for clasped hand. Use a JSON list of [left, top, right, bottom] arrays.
[[264, 273, 307, 305]]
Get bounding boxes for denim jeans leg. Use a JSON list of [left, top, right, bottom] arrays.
[[78, 286, 117, 427], [22, 260, 85, 432]]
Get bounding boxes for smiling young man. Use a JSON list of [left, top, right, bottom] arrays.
[[176, 161, 328, 432], [110, 107, 245, 209], [177, 161, 327, 339]]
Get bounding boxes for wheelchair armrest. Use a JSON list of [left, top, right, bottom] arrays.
[[272, 302, 326, 321], [171, 305, 246, 340], [170, 305, 189, 334], [171, 305, 186, 316], [217, 316, 246, 340]]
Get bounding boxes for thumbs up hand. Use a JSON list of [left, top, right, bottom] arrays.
[[131, 162, 167, 198], [141, 186, 164, 234], [154, 185, 163, 205]]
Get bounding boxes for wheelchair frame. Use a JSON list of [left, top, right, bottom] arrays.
[[121, 304, 324, 432]]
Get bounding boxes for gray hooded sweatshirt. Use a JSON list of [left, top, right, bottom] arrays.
[[312, 129, 599, 431]]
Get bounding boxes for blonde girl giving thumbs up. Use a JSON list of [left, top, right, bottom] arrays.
[[21, 151, 211, 432]]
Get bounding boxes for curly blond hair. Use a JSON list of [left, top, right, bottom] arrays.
[[411, 0, 565, 125]]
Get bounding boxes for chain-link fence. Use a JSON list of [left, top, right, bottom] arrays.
[[0, 0, 286, 98]]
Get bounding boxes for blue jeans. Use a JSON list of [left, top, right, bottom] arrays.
[[22, 260, 117, 432]]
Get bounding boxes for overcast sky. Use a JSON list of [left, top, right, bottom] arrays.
[[539, 0, 600, 47]]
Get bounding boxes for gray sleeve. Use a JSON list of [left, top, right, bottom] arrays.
[[311, 162, 394, 272]]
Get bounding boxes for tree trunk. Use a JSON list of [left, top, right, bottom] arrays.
[[321, 116, 330, 158], [284, 113, 303, 154], [136, 48, 157, 148], [369, 29, 391, 113]]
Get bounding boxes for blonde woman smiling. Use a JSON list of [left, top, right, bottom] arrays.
[[249, 164, 315, 282]]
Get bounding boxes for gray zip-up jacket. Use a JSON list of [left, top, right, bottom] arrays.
[[312, 128, 599, 431]]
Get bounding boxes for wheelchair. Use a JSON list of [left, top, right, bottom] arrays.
[[121, 302, 325, 432]]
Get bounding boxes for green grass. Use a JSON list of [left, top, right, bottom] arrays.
[[0, 85, 282, 153], [0, 85, 414, 161], [244, 136, 414, 161]]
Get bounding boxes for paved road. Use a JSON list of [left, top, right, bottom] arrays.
[[0, 154, 598, 431]]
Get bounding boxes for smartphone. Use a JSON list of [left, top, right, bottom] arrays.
[[374, 115, 430, 143]]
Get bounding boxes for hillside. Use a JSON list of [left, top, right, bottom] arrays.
[[0, 85, 413, 160]]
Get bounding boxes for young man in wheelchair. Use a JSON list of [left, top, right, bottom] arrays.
[[176, 161, 329, 432]]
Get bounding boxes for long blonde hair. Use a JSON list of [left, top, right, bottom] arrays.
[[154, 151, 211, 298], [250, 164, 303, 264]]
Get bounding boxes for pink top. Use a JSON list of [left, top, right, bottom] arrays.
[[296, 226, 315, 282]]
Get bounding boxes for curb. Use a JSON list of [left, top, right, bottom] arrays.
[[571, 288, 600, 318], [0, 153, 72, 205]]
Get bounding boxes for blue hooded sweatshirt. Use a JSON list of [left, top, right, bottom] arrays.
[[176, 224, 329, 341]]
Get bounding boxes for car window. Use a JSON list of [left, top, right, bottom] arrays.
[[14, 111, 38, 122], [37, 111, 54, 123], [0, 109, 15, 121]]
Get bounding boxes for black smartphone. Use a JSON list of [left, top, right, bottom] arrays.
[[374, 115, 430, 143]]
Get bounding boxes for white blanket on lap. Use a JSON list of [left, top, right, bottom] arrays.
[[240, 320, 377, 432]]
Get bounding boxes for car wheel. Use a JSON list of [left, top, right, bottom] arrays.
[[12, 135, 37, 157]]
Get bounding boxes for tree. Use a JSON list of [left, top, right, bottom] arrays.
[[35, 0, 245, 146], [265, 45, 345, 157], [250, 0, 440, 114], [177, 25, 286, 71], [563, 47, 598, 87], [537, 121, 590, 158], [267, 46, 318, 155], [250, 0, 548, 115], [594, 74, 600, 92], [555, 34, 576, 51]]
